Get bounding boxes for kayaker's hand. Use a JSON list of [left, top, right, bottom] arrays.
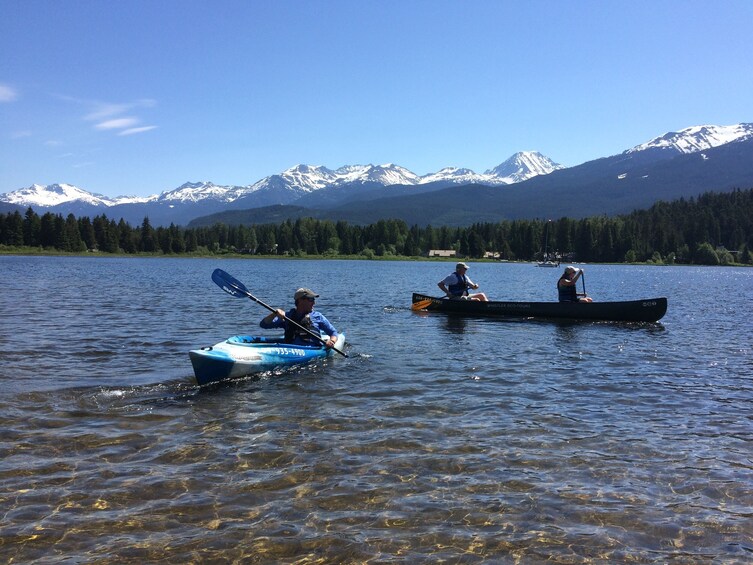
[[276, 309, 286, 319], [324, 336, 335, 348]]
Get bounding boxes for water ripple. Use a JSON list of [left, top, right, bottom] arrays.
[[1, 258, 752, 563]]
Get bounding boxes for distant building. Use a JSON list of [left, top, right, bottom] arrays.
[[428, 249, 457, 257]]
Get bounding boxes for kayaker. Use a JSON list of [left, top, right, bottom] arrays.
[[438, 262, 488, 301], [260, 288, 340, 348], [557, 266, 593, 302]]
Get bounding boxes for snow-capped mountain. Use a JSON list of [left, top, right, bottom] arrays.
[[156, 181, 249, 204], [3, 183, 155, 208], [485, 151, 565, 184], [627, 123, 753, 155], [336, 164, 421, 187], [3, 183, 114, 208], [417, 152, 563, 186]]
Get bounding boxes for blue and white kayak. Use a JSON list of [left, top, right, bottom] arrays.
[[189, 333, 346, 386]]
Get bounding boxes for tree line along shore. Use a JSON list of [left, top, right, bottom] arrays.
[[1, 188, 752, 266]]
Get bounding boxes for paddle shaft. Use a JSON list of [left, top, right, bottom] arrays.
[[581, 271, 587, 296], [215, 270, 347, 357]]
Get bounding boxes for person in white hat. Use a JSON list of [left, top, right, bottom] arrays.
[[260, 287, 339, 348], [437, 262, 488, 301], [557, 266, 592, 302]]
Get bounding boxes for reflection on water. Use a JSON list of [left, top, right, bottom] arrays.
[[443, 314, 468, 334], [1, 257, 752, 563]]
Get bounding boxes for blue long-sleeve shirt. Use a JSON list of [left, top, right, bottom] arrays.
[[260, 309, 338, 346]]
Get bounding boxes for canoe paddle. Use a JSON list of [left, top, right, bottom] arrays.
[[581, 270, 587, 298], [411, 298, 435, 311], [211, 268, 348, 357]]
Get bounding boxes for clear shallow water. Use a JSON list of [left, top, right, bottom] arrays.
[[1, 256, 751, 563]]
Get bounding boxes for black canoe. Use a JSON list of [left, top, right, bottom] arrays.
[[412, 293, 667, 322]]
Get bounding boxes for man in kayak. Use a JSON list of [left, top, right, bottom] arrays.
[[438, 262, 488, 301], [260, 288, 340, 348], [557, 266, 593, 302]]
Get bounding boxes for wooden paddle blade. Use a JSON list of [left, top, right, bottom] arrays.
[[411, 299, 434, 311]]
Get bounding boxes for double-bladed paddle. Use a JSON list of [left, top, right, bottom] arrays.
[[211, 268, 347, 357]]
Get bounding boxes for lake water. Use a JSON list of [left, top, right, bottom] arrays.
[[1, 256, 751, 563]]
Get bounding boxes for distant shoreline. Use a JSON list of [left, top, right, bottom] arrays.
[[1, 247, 749, 267]]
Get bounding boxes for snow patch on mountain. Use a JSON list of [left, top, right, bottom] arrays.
[[419, 167, 494, 185], [627, 123, 753, 155], [111, 194, 156, 205]]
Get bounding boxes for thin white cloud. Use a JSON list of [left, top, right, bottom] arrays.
[[84, 98, 156, 121], [119, 125, 158, 136], [58, 95, 158, 135], [0, 84, 18, 102], [95, 117, 140, 130], [85, 103, 131, 121], [11, 130, 32, 139]]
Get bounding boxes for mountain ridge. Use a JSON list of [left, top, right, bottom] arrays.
[[189, 134, 753, 227], [3, 151, 561, 210], [3, 123, 752, 227]]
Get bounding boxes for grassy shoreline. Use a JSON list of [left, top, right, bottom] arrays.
[[0, 246, 471, 262], [2, 245, 750, 267]]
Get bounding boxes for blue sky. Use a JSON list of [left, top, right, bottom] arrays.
[[2, 0, 752, 198]]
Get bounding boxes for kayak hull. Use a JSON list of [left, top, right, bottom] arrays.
[[412, 293, 667, 323], [189, 333, 345, 386]]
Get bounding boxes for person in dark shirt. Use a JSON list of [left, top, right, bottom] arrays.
[[557, 266, 592, 302], [260, 287, 339, 347]]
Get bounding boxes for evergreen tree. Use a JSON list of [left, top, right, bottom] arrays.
[[53, 214, 70, 250], [79, 217, 96, 250], [65, 214, 86, 252], [140, 217, 156, 252], [5, 211, 24, 245], [185, 229, 198, 253], [40, 212, 57, 247], [118, 219, 136, 253], [23, 207, 41, 246], [171, 223, 186, 253]]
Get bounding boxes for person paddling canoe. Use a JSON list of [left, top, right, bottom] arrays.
[[557, 266, 593, 302], [438, 262, 488, 301], [260, 288, 339, 348]]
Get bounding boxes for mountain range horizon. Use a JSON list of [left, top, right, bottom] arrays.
[[2, 150, 563, 206], [2, 122, 752, 228]]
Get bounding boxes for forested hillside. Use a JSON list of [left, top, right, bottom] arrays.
[[1, 189, 751, 265]]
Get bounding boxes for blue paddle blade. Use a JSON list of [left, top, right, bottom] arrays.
[[212, 268, 250, 299]]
